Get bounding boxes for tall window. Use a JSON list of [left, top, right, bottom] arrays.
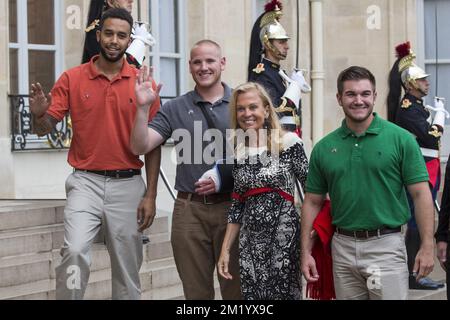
[[8, 0, 67, 151], [8, 0, 63, 95], [424, 0, 450, 102], [422, 0, 450, 156], [149, 0, 186, 104]]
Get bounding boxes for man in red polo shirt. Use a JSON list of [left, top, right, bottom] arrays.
[[29, 8, 161, 300]]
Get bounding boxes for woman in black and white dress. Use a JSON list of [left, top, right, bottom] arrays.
[[216, 82, 308, 300]]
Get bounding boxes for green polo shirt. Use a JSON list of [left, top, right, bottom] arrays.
[[306, 113, 429, 230]]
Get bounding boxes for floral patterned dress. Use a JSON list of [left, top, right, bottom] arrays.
[[229, 132, 309, 300]]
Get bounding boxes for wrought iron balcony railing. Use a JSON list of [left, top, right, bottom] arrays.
[[10, 95, 177, 152], [10, 95, 72, 151]]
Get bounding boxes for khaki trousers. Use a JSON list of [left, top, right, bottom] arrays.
[[55, 171, 145, 300], [171, 197, 242, 300], [331, 231, 409, 300]]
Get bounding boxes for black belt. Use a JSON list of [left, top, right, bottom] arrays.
[[76, 169, 141, 178], [177, 192, 231, 205], [335, 226, 402, 239]]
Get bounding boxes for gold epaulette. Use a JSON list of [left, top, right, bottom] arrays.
[[428, 125, 443, 138], [85, 19, 100, 33], [252, 63, 265, 74], [401, 98, 412, 109]]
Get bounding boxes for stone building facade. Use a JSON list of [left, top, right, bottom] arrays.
[[1, 0, 448, 199]]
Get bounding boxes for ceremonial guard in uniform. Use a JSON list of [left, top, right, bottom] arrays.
[[82, 0, 155, 68], [248, 0, 310, 136], [387, 41, 448, 290]]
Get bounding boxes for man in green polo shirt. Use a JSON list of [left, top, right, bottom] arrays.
[[300, 66, 435, 300]]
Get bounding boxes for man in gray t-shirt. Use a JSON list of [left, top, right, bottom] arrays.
[[130, 40, 241, 300]]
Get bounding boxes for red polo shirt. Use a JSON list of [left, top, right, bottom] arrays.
[[47, 56, 160, 170]]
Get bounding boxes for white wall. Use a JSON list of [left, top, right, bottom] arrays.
[[11, 151, 71, 199]]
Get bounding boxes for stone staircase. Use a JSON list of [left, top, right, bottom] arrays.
[[0, 200, 185, 300]]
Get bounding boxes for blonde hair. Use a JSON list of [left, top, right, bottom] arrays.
[[229, 82, 284, 155]]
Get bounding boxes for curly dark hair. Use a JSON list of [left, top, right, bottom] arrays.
[[99, 8, 133, 33]]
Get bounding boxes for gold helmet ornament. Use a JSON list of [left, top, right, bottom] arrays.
[[396, 41, 429, 90]]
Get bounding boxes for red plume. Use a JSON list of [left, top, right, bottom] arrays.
[[265, 0, 282, 12], [395, 41, 411, 59]]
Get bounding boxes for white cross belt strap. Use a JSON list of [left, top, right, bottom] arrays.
[[420, 147, 439, 158]]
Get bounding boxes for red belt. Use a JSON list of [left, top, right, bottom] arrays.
[[232, 187, 294, 203]]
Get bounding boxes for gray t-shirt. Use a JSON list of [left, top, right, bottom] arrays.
[[149, 84, 232, 193]]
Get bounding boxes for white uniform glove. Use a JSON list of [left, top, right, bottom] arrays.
[[279, 69, 311, 110], [126, 23, 156, 66], [132, 23, 156, 47], [425, 98, 449, 128], [290, 70, 311, 93]]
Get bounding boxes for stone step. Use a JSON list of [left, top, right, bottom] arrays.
[[0, 257, 181, 300], [82, 258, 183, 300], [0, 206, 169, 238], [0, 232, 172, 288], [0, 200, 65, 232], [142, 283, 185, 300], [142, 284, 223, 300], [0, 200, 171, 233], [0, 216, 169, 259], [0, 224, 63, 258], [0, 252, 52, 288]]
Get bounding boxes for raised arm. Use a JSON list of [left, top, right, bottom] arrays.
[[30, 83, 59, 136], [131, 66, 165, 155]]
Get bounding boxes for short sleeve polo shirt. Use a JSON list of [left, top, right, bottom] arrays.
[[149, 84, 232, 193], [306, 113, 429, 230], [46, 56, 160, 170]]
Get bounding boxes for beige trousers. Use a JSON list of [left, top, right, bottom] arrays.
[[55, 171, 145, 300], [171, 197, 242, 300], [331, 231, 409, 300]]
